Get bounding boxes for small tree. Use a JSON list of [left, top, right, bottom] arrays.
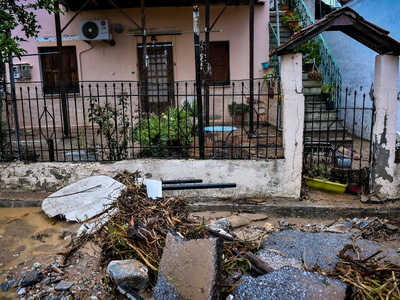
[[0, 0, 59, 63]]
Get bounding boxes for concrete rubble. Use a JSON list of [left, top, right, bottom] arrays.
[[260, 229, 399, 272], [153, 232, 224, 300], [230, 266, 349, 300], [41, 175, 126, 235], [107, 260, 149, 291]]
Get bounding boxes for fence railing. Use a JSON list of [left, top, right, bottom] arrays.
[[0, 79, 283, 162], [269, 22, 281, 77]]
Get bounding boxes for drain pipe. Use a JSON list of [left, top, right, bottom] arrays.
[[79, 43, 93, 82]]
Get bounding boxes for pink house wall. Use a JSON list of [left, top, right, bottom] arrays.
[[11, 2, 270, 83]]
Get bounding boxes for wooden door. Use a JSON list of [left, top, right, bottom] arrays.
[[138, 43, 174, 114]]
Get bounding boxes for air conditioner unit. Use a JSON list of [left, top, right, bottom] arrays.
[[80, 20, 111, 41]]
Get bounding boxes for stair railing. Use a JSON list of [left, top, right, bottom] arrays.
[[294, 0, 342, 108], [269, 22, 281, 76]]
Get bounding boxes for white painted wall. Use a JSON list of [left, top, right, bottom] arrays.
[[321, 0, 400, 134], [372, 55, 400, 198], [0, 159, 298, 198]]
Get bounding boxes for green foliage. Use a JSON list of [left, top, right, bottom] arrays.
[[0, 1, 60, 62], [181, 99, 198, 118], [282, 12, 299, 25], [321, 83, 336, 94], [308, 163, 331, 180], [295, 38, 321, 65], [228, 102, 250, 116], [0, 118, 13, 161], [133, 107, 194, 157], [88, 93, 131, 161]]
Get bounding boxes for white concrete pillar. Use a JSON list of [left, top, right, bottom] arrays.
[[372, 54, 399, 197], [281, 53, 305, 198]]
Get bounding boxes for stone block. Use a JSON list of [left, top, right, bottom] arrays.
[[107, 260, 149, 291], [153, 232, 223, 300]]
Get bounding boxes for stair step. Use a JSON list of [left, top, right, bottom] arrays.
[[305, 112, 340, 120], [303, 80, 322, 88]]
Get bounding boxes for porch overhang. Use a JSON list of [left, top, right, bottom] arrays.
[[60, 0, 264, 11], [269, 6, 400, 57]]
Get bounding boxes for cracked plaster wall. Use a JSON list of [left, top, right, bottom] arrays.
[[372, 55, 400, 198], [0, 159, 300, 198]]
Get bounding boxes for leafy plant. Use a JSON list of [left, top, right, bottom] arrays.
[[307, 163, 332, 180], [0, 1, 60, 62], [395, 141, 400, 164], [228, 102, 250, 116], [88, 92, 131, 161], [295, 38, 322, 66], [282, 12, 300, 26], [321, 84, 336, 95], [133, 107, 194, 157], [181, 99, 198, 118]]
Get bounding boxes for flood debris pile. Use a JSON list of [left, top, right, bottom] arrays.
[[2, 171, 400, 299], [98, 171, 260, 298]]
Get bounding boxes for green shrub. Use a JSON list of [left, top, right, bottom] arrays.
[[133, 107, 194, 157], [88, 93, 131, 161], [228, 102, 250, 116]]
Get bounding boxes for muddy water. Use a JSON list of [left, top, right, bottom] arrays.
[[0, 207, 78, 271]]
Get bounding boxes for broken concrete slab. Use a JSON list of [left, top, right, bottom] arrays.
[[256, 249, 302, 271], [107, 260, 149, 291], [41, 176, 126, 234], [230, 266, 348, 300], [261, 230, 399, 272], [153, 232, 223, 300]]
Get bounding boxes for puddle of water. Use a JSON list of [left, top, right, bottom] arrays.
[[0, 207, 78, 271]]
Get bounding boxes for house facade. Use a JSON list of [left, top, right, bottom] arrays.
[[11, 1, 269, 88]]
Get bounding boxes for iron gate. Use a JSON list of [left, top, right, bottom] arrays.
[[303, 89, 375, 192]]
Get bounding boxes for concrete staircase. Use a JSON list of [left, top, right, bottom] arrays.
[[270, 10, 347, 145]]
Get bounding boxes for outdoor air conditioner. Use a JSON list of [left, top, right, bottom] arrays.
[[80, 19, 111, 41]]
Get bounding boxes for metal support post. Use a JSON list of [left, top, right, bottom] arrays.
[[193, 7, 205, 158]]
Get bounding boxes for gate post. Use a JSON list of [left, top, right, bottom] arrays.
[[371, 54, 399, 198], [281, 53, 304, 198]]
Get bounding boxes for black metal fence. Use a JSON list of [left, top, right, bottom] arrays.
[[0, 78, 283, 162], [303, 88, 375, 188]]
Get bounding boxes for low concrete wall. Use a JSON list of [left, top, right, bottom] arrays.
[[0, 158, 299, 199]]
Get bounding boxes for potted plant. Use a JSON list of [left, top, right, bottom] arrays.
[[295, 39, 321, 72], [228, 102, 250, 125], [321, 83, 336, 110], [264, 72, 276, 99], [282, 12, 300, 30], [308, 70, 322, 80], [304, 163, 347, 194]]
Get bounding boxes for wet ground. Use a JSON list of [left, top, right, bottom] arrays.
[[0, 189, 399, 299]]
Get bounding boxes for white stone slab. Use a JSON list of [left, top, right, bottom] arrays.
[[42, 175, 126, 222], [143, 179, 162, 199]]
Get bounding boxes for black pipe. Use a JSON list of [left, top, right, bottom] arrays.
[[162, 183, 236, 190], [162, 179, 203, 184]]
